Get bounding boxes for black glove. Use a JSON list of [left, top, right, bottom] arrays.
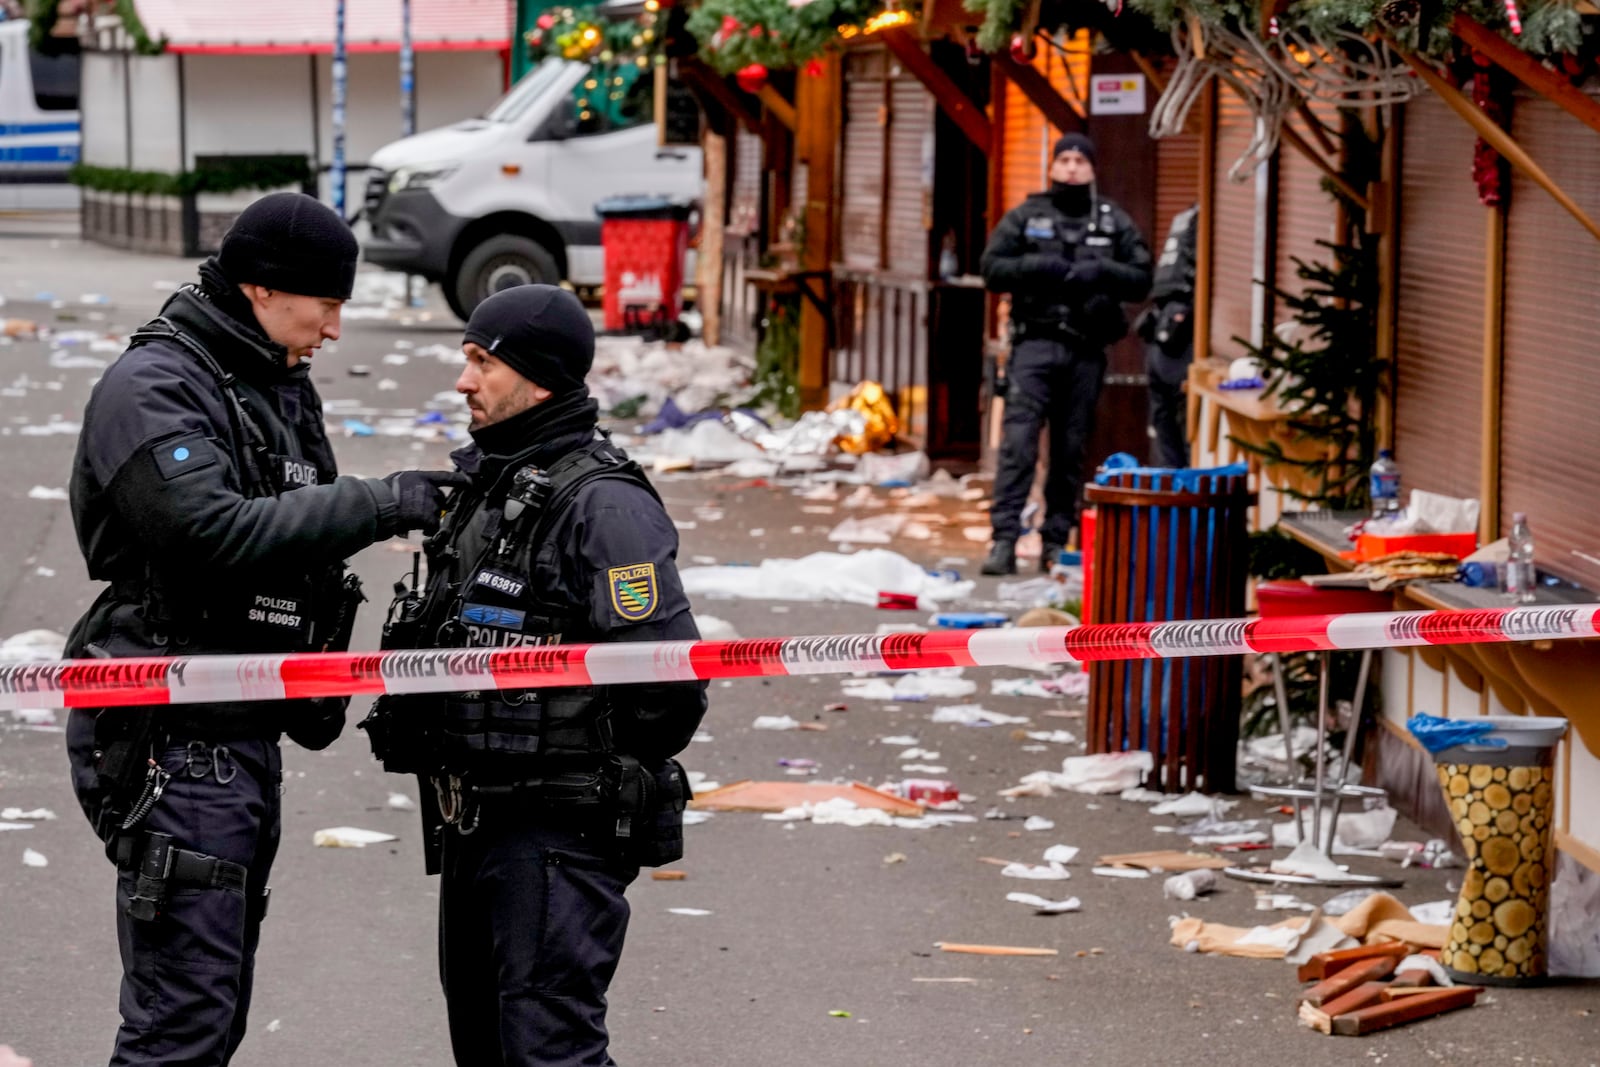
[[1023, 254, 1074, 281], [384, 469, 470, 535], [1068, 258, 1103, 286]]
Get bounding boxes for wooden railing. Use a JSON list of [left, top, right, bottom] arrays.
[[832, 269, 932, 447], [719, 233, 762, 352]]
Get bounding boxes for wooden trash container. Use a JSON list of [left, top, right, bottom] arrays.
[[1084, 470, 1254, 793]]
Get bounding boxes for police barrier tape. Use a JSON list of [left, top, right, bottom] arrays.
[[2, 603, 1597, 712]]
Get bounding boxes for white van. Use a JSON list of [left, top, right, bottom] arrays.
[[0, 21, 81, 190], [364, 56, 703, 320]]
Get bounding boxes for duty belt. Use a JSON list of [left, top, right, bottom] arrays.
[[433, 770, 608, 837], [1011, 319, 1084, 343]]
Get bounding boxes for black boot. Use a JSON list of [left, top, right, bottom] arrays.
[[981, 540, 1017, 576], [1041, 543, 1063, 574]]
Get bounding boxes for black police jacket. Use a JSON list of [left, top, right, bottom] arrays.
[[981, 190, 1152, 345], [67, 283, 399, 743], [411, 405, 708, 772]]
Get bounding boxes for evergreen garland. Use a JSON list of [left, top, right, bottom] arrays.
[[1125, 0, 1593, 60], [31, 0, 165, 54], [525, 4, 660, 64], [685, 0, 883, 74], [964, 0, 1027, 52]]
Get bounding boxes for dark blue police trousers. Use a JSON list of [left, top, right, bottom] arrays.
[[991, 336, 1107, 546], [68, 714, 280, 1067], [440, 809, 639, 1067]]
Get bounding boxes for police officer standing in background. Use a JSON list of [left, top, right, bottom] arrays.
[[1140, 203, 1199, 469], [980, 132, 1152, 575], [65, 192, 466, 1066], [359, 284, 708, 1066]]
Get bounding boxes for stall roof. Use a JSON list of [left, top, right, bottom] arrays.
[[132, 0, 512, 54]]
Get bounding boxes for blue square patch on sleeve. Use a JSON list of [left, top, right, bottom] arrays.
[[151, 430, 217, 481]]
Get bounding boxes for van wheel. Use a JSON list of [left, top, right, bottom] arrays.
[[450, 235, 560, 321]]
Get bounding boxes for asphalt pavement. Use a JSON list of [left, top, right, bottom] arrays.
[[0, 219, 1594, 1066]]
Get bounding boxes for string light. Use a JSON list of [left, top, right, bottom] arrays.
[[863, 8, 913, 33]]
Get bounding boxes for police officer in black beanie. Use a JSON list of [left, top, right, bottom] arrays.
[[980, 133, 1152, 574], [65, 191, 466, 1066], [361, 283, 707, 1067]]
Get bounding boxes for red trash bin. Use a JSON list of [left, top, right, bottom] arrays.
[[596, 196, 694, 333]]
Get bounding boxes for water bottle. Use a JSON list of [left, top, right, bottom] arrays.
[[1369, 449, 1401, 520], [1505, 512, 1537, 604]]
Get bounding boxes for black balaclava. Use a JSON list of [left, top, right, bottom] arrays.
[[1050, 132, 1098, 217]]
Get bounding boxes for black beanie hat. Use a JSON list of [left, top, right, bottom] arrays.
[[1053, 132, 1097, 167], [462, 285, 594, 395], [216, 192, 359, 300]]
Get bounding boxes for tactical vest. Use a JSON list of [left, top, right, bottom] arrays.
[[413, 435, 661, 781], [1012, 198, 1129, 346], [116, 318, 355, 656]]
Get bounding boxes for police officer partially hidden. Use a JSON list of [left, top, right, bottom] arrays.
[[1138, 203, 1199, 469], [358, 284, 708, 1067], [64, 192, 466, 1066], [980, 133, 1152, 575]]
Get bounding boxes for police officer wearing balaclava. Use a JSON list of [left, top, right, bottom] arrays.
[[65, 191, 466, 1066], [980, 133, 1152, 575], [358, 284, 708, 1067]]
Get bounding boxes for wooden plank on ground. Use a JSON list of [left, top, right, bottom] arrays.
[[1330, 986, 1480, 1035]]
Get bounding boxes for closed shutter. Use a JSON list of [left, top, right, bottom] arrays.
[[1155, 125, 1201, 242], [840, 49, 887, 269], [1393, 90, 1484, 503], [886, 69, 933, 278], [1275, 101, 1339, 303], [729, 124, 763, 234], [1499, 90, 1600, 587], [1209, 85, 1257, 356], [999, 31, 1092, 213]]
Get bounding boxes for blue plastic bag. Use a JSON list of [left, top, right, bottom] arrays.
[[1406, 713, 1506, 753]]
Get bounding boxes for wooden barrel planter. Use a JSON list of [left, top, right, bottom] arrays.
[[1084, 470, 1254, 793]]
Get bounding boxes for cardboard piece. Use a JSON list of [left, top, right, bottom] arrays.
[[690, 780, 923, 816]]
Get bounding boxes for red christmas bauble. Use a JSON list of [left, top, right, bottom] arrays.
[[720, 14, 741, 33], [536, 12, 556, 29], [803, 58, 825, 78], [736, 63, 768, 93], [1009, 33, 1033, 62]]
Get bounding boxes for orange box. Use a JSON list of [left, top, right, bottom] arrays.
[[1342, 531, 1477, 563]]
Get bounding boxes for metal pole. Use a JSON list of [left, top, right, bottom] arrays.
[[401, 0, 420, 305], [400, 0, 416, 137], [332, 0, 348, 217]]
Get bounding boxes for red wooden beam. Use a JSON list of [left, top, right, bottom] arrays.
[[678, 59, 761, 135], [879, 28, 992, 150], [1452, 14, 1600, 138], [993, 50, 1084, 135]]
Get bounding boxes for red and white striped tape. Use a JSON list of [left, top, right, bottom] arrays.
[[3, 604, 1596, 712]]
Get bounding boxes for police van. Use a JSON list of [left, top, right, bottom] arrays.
[[363, 53, 702, 321], [0, 21, 80, 199]]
